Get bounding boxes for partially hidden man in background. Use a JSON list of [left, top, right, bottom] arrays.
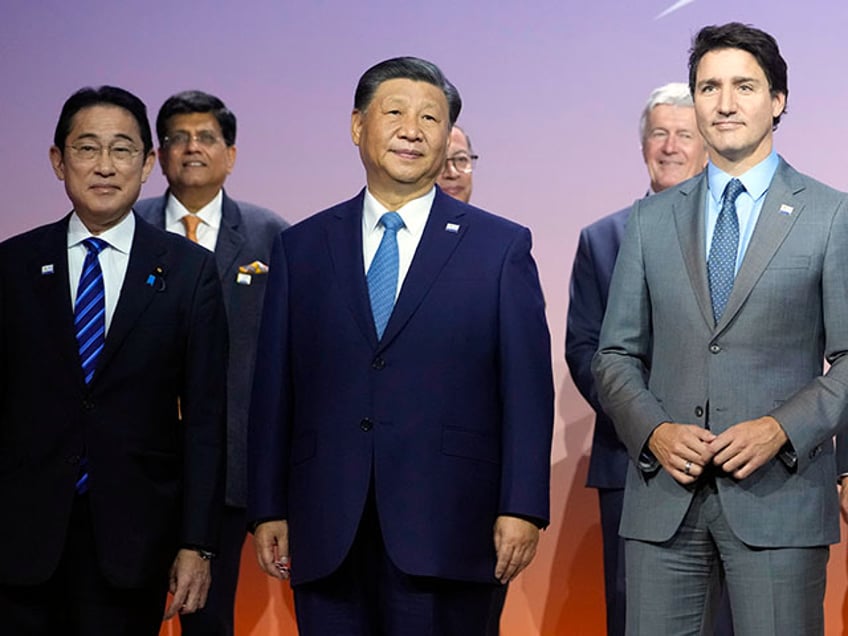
[[567, 82, 731, 635], [0, 86, 227, 635], [136, 90, 288, 636], [593, 23, 848, 635], [248, 57, 554, 635]]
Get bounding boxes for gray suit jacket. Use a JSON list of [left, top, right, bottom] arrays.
[[136, 191, 288, 507], [593, 159, 848, 547]]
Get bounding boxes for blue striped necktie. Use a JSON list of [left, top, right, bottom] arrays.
[[74, 237, 107, 493], [708, 178, 745, 323], [367, 212, 405, 340]]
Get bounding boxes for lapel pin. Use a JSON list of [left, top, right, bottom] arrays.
[[445, 222, 460, 233], [779, 203, 794, 215], [41, 264, 54, 275], [236, 272, 252, 285]]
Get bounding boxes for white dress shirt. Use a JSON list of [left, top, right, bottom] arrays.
[[165, 189, 222, 252], [67, 211, 135, 335], [362, 187, 434, 301]]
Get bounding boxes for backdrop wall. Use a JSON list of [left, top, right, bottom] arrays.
[[3, 1, 848, 633]]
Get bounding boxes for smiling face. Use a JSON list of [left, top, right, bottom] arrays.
[[351, 78, 451, 209], [641, 104, 707, 192], [693, 47, 786, 175], [158, 112, 236, 209], [50, 104, 155, 234]]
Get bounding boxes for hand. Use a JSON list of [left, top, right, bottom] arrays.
[[648, 422, 717, 485], [163, 549, 211, 619], [709, 416, 787, 480], [839, 479, 848, 524], [254, 520, 290, 580], [493, 515, 540, 584]]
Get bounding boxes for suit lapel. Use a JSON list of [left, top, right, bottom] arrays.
[[95, 215, 167, 379], [718, 160, 804, 331], [674, 175, 714, 329], [32, 215, 85, 386], [325, 190, 377, 346], [214, 192, 246, 283], [378, 190, 466, 349]]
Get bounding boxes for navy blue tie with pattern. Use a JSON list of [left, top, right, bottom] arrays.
[[74, 237, 107, 493], [367, 212, 405, 340], [708, 178, 745, 324]]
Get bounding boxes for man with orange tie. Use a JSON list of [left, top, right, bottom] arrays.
[[136, 90, 288, 636]]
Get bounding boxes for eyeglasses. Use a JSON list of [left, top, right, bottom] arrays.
[[444, 153, 479, 174], [163, 131, 223, 148], [67, 142, 142, 165]]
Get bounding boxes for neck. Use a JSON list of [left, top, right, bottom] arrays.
[[711, 138, 773, 177], [170, 186, 220, 213], [366, 180, 434, 211]]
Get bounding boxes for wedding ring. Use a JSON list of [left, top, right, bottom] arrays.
[[684, 460, 692, 475]]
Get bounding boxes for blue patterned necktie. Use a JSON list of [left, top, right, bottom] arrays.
[[367, 212, 405, 339], [74, 237, 107, 494], [708, 178, 745, 323]]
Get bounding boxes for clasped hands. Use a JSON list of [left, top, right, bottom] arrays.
[[648, 415, 788, 484]]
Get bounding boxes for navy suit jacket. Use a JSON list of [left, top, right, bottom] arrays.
[[136, 191, 288, 507], [565, 206, 631, 489], [248, 187, 554, 585], [0, 213, 227, 587]]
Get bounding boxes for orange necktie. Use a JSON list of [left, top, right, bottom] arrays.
[[181, 214, 201, 243]]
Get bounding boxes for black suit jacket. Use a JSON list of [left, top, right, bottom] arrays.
[[0, 212, 227, 587], [135, 191, 288, 507]]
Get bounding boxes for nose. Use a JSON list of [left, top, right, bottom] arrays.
[[94, 148, 117, 175], [662, 134, 679, 154], [398, 113, 422, 141], [717, 87, 736, 116], [185, 135, 202, 151]]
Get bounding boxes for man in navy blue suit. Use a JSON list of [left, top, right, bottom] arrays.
[[136, 90, 288, 636], [248, 57, 554, 635], [566, 82, 713, 635]]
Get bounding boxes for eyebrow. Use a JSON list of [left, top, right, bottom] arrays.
[[73, 132, 137, 143]]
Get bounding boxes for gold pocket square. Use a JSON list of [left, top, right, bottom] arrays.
[[238, 260, 269, 275]]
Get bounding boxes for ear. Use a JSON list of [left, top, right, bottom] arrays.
[[351, 110, 363, 146], [141, 150, 157, 184], [49, 146, 65, 181], [157, 146, 167, 171], [771, 92, 786, 119], [226, 144, 237, 175]]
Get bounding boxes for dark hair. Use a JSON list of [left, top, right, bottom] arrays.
[[354, 56, 461, 126], [689, 22, 788, 128], [156, 90, 237, 146], [54, 86, 153, 155]]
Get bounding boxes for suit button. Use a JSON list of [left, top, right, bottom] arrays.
[[82, 400, 94, 411], [709, 344, 721, 354], [360, 418, 373, 432], [695, 406, 704, 418], [809, 445, 821, 459], [372, 357, 386, 370], [65, 454, 81, 465]]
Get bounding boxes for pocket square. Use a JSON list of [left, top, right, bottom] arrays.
[[238, 260, 269, 274]]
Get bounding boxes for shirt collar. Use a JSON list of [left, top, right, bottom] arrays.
[[165, 189, 223, 229], [363, 187, 435, 236], [67, 210, 135, 254], [707, 150, 779, 204]]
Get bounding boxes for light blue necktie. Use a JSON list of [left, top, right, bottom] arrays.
[[367, 212, 405, 339], [708, 178, 745, 323], [74, 237, 107, 493]]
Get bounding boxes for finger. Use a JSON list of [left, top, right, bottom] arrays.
[[494, 543, 514, 581], [164, 586, 188, 620]]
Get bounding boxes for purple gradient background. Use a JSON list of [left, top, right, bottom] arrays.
[[4, 1, 848, 633]]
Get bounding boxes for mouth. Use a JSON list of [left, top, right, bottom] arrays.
[[89, 184, 120, 194], [391, 149, 423, 160], [713, 120, 743, 131], [182, 160, 207, 168]]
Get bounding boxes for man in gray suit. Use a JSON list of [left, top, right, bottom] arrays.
[[136, 90, 288, 636], [593, 22, 848, 635]]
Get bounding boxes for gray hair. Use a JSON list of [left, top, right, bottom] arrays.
[[638, 82, 694, 146]]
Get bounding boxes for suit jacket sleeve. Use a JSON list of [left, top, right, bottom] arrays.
[[565, 226, 606, 413], [498, 227, 555, 525], [769, 194, 848, 472], [592, 200, 670, 460], [181, 252, 229, 549], [247, 232, 291, 524]]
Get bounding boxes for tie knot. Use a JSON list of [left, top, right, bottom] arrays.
[[380, 211, 404, 234], [83, 237, 108, 255], [724, 178, 746, 205]]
